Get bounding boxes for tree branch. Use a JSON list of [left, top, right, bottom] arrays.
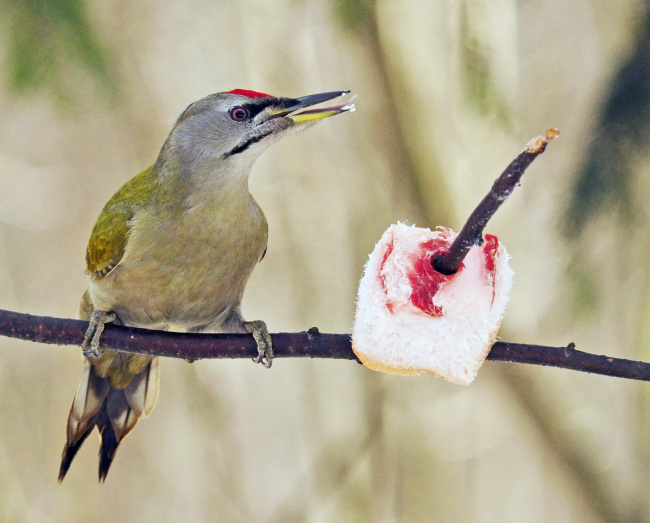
[[4, 129, 643, 383], [2, 308, 649, 381]]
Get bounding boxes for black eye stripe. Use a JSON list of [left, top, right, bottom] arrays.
[[239, 103, 265, 119], [239, 97, 295, 119]]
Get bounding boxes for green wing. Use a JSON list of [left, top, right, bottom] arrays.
[[86, 166, 155, 279]]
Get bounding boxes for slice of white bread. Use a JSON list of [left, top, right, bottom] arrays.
[[352, 223, 513, 385]]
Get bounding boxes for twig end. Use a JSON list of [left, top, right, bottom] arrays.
[[525, 128, 561, 153]]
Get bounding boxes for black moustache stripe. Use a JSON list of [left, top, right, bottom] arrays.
[[223, 128, 276, 158]]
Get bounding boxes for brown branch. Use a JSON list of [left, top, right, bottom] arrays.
[[2, 308, 650, 381], [434, 129, 561, 275]]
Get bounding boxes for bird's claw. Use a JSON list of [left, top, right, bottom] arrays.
[[244, 320, 273, 369], [253, 350, 272, 368], [82, 310, 116, 357]]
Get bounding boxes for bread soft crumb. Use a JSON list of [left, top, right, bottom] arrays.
[[352, 223, 514, 385]]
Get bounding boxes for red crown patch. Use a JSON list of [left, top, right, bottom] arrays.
[[227, 89, 272, 99]]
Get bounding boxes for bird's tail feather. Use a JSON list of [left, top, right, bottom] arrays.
[[59, 357, 160, 482]]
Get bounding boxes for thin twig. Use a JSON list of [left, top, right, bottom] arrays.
[[434, 129, 561, 275], [1, 308, 649, 381]]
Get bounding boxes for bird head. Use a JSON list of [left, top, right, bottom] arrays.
[[166, 89, 354, 164]]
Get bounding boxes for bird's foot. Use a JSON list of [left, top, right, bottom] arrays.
[[82, 310, 116, 357], [244, 320, 273, 368]]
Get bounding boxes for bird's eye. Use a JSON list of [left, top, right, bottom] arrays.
[[230, 107, 249, 122]]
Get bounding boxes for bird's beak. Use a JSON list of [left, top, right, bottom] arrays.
[[272, 91, 355, 123]]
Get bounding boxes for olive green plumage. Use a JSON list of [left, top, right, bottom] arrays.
[[85, 166, 155, 279]]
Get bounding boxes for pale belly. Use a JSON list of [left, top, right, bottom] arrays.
[[89, 213, 267, 329]]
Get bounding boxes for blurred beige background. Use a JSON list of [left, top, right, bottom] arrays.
[[1, 0, 649, 521]]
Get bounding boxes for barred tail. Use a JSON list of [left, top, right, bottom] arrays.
[[59, 357, 160, 482]]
